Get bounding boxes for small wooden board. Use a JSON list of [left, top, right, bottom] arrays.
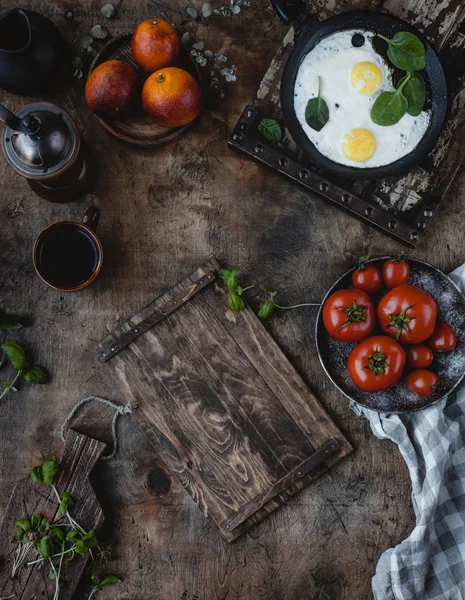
[[0, 430, 106, 599], [97, 259, 352, 542]]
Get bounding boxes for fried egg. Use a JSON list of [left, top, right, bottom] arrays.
[[293, 30, 431, 168]]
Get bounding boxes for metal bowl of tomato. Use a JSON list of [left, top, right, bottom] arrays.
[[315, 257, 465, 413]]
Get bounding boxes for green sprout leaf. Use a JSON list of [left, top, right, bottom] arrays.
[[258, 298, 276, 319], [58, 491, 72, 516], [15, 519, 31, 532], [30, 466, 44, 484], [378, 31, 426, 72], [38, 535, 53, 559], [99, 575, 121, 587], [81, 530, 99, 549], [258, 118, 282, 142], [75, 539, 89, 555], [305, 76, 329, 132], [42, 457, 59, 485], [51, 527, 65, 542], [1, 342, 27, 372]]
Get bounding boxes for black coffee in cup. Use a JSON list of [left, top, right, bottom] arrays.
[[36, 224, 99, 289], [33, 208, 102, 292]]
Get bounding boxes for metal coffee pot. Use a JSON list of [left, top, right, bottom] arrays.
[[0, 101, 92, 203]]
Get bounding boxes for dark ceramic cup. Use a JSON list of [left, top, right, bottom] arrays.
[[33, 207, 103, 292]]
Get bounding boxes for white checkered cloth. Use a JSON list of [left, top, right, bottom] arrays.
[[350, 263, 465, 600]]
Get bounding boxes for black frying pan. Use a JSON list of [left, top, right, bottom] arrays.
[[271, 0, 448, 180]]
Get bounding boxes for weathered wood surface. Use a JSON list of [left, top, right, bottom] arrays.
[[0, 430, 106, 599], [98, 259, 352, 541], [242, 0, 465, 245], [0, 0, 464, 597]]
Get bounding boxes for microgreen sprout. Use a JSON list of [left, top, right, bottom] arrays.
[[88, 574, 121, 599], [10, 457, 119, 598]]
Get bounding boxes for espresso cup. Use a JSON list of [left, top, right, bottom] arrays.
[[33, 207, 103, 292]]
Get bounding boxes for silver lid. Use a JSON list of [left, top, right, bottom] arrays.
[[2, 102, 80, 180]]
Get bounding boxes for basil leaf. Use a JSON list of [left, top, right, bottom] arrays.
[[305, 76, 329, 132], [400, 72, 426, 116], [371, 88, 408, 126], [258, 118, 282, 142], [225, 268, 240, 292], [378, 32, 426, 72], [228, 291, 245, 311], [24, 366, 48, 384], [1, 342, 26, 371], [258, 299, 275, 319]]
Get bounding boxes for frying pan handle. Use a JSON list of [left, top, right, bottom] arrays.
[[270, 0, 307, 25]]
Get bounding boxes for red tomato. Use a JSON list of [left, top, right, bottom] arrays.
[[348, 335, 406, 392], [406, 345, 434, 368], [406, 369, 439, 397], [352, 263, 382, 295], [323, 289, 375, 343], [428, 323, 457, 352], [377, 284, 438, 345], [382, 257, 411, 289]]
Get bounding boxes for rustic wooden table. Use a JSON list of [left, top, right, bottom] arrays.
[[1, 0, 464, 598]]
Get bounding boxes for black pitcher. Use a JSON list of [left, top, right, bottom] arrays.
[[0, 8, 68, 95]]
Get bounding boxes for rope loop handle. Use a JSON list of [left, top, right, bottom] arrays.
[[60, 396, 137, 460]]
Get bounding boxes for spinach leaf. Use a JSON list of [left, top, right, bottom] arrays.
[[378, 32, 426, 72], [258, 119, 282, 142], [305, 76, 329, 132], [400, 72, 426, 116], [371, 74, 410, 126]]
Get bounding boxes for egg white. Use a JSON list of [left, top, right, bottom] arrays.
[[293, 29, 431, 168]]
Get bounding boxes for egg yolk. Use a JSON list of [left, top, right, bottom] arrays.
[[342, 128, 377, 162], [351, 62, 383, 95]]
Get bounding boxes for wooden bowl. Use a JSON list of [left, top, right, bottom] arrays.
[[88, 33, 201, 147]]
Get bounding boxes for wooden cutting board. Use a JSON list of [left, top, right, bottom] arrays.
[[97, 259, 352, 542], [0, 430, 106, 599]]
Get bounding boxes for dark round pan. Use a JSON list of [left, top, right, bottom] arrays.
[[315, 258, 465, 413], [271, 0, 448, 180]]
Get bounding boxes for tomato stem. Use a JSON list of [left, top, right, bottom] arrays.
[[386, 305, 416, 339], [364, 350, 389, 375], [336, 299, 367, 331]]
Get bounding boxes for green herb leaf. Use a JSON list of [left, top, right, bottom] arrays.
[[258, 119, 282, 142], [91, 574, 101, 587], [1, 342, 26, 371], [218, 269, 231, 280], [15, 519, 31, 532], [99, 575, 121, 587], [258, 299, 276, 319], [38, 535, 53, 559], [42, 456, 59, 485], [81, 530, 98, 549], [66, 529, 81, 541], [31, 513, 42, 530], [225, 268, 240, 292], [74, 539, 89, 555], [371, 75, 410, 126], [30, 466, 44, 484], [378, 32, 426, 72], [58, 491, 72, 516], [51, 527, 65, 542], [228, 291, 245, 311], [305, 76, 329, 132], [400, 71, 426, 116], [24, 366, 48, 384]]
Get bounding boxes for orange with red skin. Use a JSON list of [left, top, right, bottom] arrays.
[[142, 67, 202, 128], [85, 60, 140, 117], [132, 18, 180, 73]]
